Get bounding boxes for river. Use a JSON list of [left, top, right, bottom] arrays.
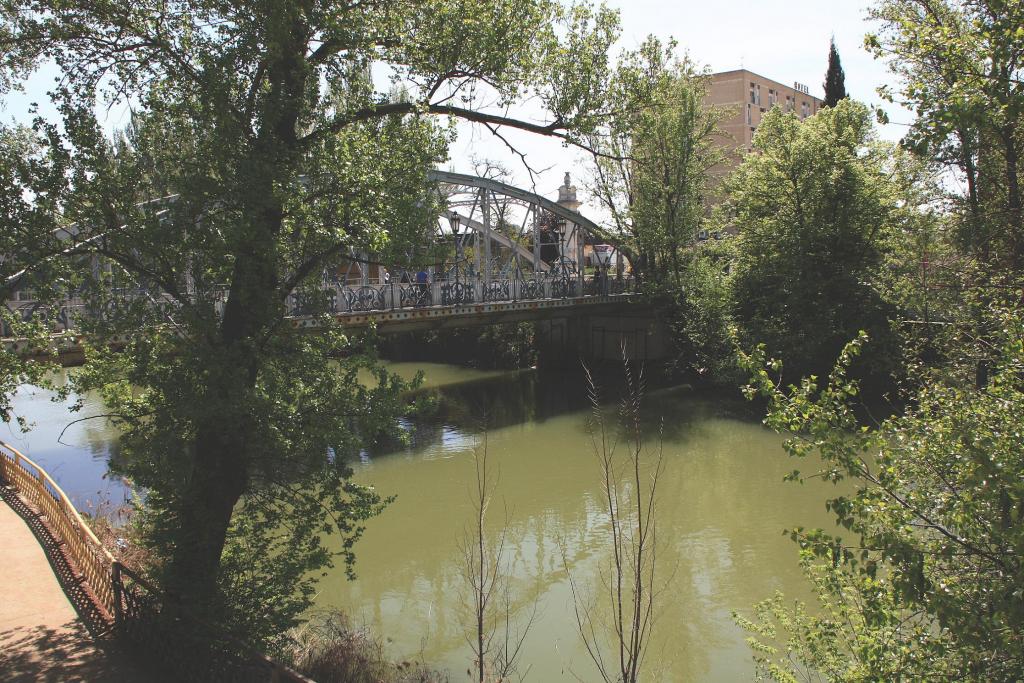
[[5, 362, 837, 681]]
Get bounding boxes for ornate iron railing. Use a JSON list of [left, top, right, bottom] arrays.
[[345, 286, 386, 312], [441, 281, 474, 305], [482, 279, 511, 302], [552, 277, 578, 299], [0, 441, 313, 683], [516, 278, 544, 300], [6, 272, 637, 336], [399, 283, 432, 308]]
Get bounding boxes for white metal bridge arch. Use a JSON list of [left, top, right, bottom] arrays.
[[324, 170, 633, 315], [4, 170, 637, 337]]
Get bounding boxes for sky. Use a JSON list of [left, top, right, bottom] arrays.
[[450, 0, 911, 203], [1, 1, 910, 210]]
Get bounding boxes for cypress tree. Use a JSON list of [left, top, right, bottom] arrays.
[[823, 38, 848, 107]]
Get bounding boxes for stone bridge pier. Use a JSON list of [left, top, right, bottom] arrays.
[[535, 308, 668, 369]]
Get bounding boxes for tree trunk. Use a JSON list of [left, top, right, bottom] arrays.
[[1001, 120, 1024, 269], [155, 7, 310, 611], [958, 128, 981, 233], [159, 168, 286, 613], [162, 428, 248, 611]]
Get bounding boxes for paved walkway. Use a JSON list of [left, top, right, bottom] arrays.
[[0, 496, 147, 682]]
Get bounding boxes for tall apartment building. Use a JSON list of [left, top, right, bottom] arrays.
[[705, 69, 824, 177]]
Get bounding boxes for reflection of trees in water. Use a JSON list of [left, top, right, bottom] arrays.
[[372, 367, 763, 458], [368, 370, 562, 456], [348, 493, 611, 662], [80, 416, 118, 460], [102, 440, 127, 476], [376, 367, 625, 455], [331, 367, 801, 680]]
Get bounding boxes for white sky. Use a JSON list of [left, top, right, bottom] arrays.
[[450, 0, 911, 204], [1, 1, 910, 212]]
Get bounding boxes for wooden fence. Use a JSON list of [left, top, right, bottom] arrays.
[[0, 441, 313, 683], [0, 440, 117, 615]]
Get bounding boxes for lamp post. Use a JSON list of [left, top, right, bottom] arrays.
[[594, 245, 612, 296], [448, 211, 464, 304], [556, 217, 567, 261], [448, 211, 462, 285], [555, 218, 568, 297]]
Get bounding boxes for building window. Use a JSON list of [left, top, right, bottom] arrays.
[[746, 103, 752, 125], [768, 89, 777, 107], [749, 83, 755, 104], [801, 101, 809, 118]]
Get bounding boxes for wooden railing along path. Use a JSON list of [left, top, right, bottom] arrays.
[[0, 441, 313, 683], [0, 441, 118, 615]]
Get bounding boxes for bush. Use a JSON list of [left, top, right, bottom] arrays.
[[659, 240, 740, 385], [736, 303, 1024, 680], [287, 611, 447, 683]]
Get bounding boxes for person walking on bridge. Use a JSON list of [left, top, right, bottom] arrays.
[[415, 269, 429, 306]]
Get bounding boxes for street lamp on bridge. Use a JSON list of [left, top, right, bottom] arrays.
[[594, 244, 613, 296], [447, 211, 462, 286]]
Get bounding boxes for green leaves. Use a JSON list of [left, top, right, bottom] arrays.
[[866, 0, 1024, 270], [823, 38, 848, 108], [728, 100, 906, 382], [1, 0, 631, 647], [0, 122, 78, 425], [737, 304, 1024, 680], [729, 3, 1024, 679], [586, 37, 727, 286]]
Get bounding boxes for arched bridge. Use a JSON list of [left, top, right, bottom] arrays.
[[285, 169, 639, 332], [5, 171, 658, 359]]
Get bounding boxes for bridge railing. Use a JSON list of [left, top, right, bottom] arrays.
[[0, 441, 313, 683], [285, 273, 636, 316], [4, 272, 638, 335]]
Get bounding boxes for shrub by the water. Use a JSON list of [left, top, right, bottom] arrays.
[[287, 611, 447, 683]]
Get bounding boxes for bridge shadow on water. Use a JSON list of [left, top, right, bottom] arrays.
[[365, 363, 761, 459]]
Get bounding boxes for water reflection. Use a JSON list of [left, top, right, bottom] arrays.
[[6, 362, 836, 681], [320, 368, 837, 682], [3, 373, 130, 511]]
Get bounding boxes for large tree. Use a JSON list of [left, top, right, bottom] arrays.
[[866, 0, 1024, 271], [823, 37, 848, 107], [587, 36, 726, 286], [728, 100, 921, 381], [0, 123, 74, 427], [0, 0, 622, 635]]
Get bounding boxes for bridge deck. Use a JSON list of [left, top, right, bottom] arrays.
[[290, 293, 644, 334], [0, 493, 141, 681], [3, 293, 647, 364]]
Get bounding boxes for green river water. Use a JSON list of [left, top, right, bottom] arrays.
[[6, 362, 838, 681]]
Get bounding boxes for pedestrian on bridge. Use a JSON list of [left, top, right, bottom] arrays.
[[416, 269, 429, 305]]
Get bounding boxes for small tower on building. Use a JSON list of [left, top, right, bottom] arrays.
[[557, 172, 581, 212], [553, 172, 583, 266]]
